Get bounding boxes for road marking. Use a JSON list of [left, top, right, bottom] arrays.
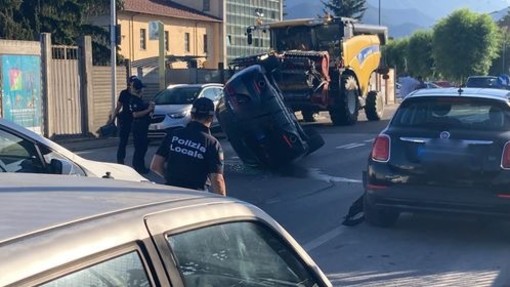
[[364, 139, 374, 143], [307, 168, 362, 184], [335, 143, 366, 149], [303, 226, 346, 252]]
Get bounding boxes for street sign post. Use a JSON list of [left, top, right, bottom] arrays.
[[149, 21, 166, 90]]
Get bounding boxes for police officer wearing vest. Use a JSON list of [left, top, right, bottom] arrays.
[[129, 78, 154, 174], [150, 97, 226, 196]]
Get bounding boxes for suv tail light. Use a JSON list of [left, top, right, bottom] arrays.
[[371, 134, 390, 162], [502, 141, 510, 169]]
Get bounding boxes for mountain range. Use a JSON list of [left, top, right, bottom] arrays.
[[285, 0, 510, 38]]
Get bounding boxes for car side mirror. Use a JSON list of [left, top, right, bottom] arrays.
[[50, 158, 74, 175]]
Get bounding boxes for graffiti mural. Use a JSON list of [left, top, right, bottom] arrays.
[[1, 55, 42, 133]]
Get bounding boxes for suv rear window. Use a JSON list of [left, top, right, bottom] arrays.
[[392, 97, 510, 131]]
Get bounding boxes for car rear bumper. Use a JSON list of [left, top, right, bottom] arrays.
[[365, 183, 510, 217]]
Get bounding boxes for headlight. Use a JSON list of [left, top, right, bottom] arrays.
[[167, 111, 188, 119]]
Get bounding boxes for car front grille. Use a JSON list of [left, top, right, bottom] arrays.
[[150, 115, 165, 124]]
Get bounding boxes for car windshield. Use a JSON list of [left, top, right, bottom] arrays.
[[392, 96, 510, 131], [153, 86, 202, 105]]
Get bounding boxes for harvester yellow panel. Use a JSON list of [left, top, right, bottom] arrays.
[[342, 34, 381, 96]]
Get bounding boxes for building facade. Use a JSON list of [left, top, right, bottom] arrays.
[[172, 0, 283, 65], [89, 0, 223, 69], [225, 0, 282, 63], [89, 0, 282, 69]]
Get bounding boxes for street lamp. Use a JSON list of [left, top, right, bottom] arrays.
[[378, 0, 381, 25], [110, 0, 117, 118], [504, 27, 509, 74]]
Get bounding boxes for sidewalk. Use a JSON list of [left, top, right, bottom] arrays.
[[56, 131, 227, 152], [55, 136, 120, 152]]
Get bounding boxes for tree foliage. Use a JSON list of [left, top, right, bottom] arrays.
[[433, 9, 501, 82], [407, 30, 434, 78], [321, 0, 367, 20], [0, 0, 124, 64], [0, 0, 32, 40], [489, 11, 510, 75], [383, 38, 408, 74]]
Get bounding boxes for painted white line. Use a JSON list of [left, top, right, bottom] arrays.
[[336, 143, 365, 149], [303, 226, 346, 252], [344, 143, 366, 149], [307, 168, 363, 184], [364, 139, 374, 143]]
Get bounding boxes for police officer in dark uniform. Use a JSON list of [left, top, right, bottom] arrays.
[[129, 78, 154, 174], [111, 75, 137, 164], [150, 97, 226, 196]]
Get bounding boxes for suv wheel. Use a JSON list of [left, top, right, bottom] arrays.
[[304, 128, 325, 155], [364, 194, 399, 227]]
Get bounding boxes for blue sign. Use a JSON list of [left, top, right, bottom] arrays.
[[1, 55, 42, 133]]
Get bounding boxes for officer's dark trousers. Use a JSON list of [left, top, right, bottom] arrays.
[[116, 119, 132, 164], [132, 120, 149, 171]]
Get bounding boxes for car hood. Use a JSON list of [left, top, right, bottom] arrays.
[[0, 119, 148, 183], [154, 104, 191, 115], [76, 158, 149, 182]]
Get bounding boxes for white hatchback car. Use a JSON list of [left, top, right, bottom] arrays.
[[0, 173, 332, 287], [148, 83, 223, 138], [0, 118, 147, 182]]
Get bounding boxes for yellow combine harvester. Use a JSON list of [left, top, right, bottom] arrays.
[[236, 16, 388, 125]]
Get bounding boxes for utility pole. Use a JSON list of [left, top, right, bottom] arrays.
[[110, 0, 117, 118], [504, 27, 508, 74], [378, 0, 381, 25]]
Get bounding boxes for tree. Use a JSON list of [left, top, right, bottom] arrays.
[[383, 38, 408, 75], [0, 0, 32, 40], [433, 9, 501, 82], [489, 10, 510, 75], [5, 0, 124, 64], [322, 0, 367, 20], [407, 30, 434, 78]]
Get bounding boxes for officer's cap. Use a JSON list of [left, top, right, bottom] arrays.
[[132, 78, 146, 90], [191, 97, 215, 116], [127, 75, 138, 84]]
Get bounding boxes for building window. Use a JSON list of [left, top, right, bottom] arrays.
[[203, 0, 210, 12], [165, 31, 169, 51], [203, 34, 208, 54], [185, 32, 190, 52], [140, 28, 146, 50]]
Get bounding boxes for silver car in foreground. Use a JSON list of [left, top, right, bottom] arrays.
[[0, 173, 332, 287]]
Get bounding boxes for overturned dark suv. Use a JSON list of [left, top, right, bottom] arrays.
[[217, 54, 324, 168]]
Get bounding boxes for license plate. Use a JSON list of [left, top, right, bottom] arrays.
[[149, 124, 159, 131]]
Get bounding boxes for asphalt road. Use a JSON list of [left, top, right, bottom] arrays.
[[76, 106, 510, 287]]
